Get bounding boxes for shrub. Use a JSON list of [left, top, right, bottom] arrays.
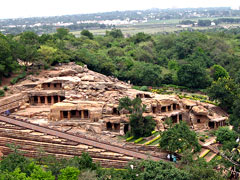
[[10, 77, 18, 85], [3, 86, 8, 91], [199, 136, 205, 142], [125, 131, 132, 138], [10, 72, 27, 85], [140, 86, 148, 91], [0, 90, 5, 97]]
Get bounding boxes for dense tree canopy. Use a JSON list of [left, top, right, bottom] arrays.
[[2, 28, 240, 90], [159, 121, 201, 153]]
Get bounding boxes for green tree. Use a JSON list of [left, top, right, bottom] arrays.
[[68, 152, 98, 171], [230, 98, 240, 132], [37, 45, 58, 65], [207, 77, 239, 111], [0, 144, 32, 174], [0, 33, 17, 81], [177, 63, 211, 89], [81, 30, 94, 40], [210, 65, 229, 81], [127, 62, 162, 86], [0, 168, 27, 180], [183, 158, 226, 180], [28, 163, 55, 180], [118, 97, 156, 137], [106, 29, 123, 38], [129, 32, 152, 44], [58, 167, 80, 180], [216, 126, 238, 150], [159, 122, 200, 153], [128, 160, 192, 180], [55, 28, 70, 40]]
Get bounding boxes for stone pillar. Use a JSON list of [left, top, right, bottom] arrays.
[[81, 110, 84, 119], [214, 122, 216, 129], [51, 96, 54, 104], [177, 114, 180, 123], [67, 111, 71, 120], [38, 96, 41, 105], [171, 105, 173, 111], [76, 111, 80, 117], [60, 111, 63, 120], [112, 123, 115, 130], [58, 96, 61, 102], [50, 83, 54, 89], [45, 96, 48, 105], [166, 106, 168, 112]]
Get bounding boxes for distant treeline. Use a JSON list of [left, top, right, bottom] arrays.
[[180, 18, 240, 26], [1, 27, 240, 91]]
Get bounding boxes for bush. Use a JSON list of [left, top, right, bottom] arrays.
[[0, 90, 5, 97], [199, 136, 205, 142], [140, 86, 148, 91], [10, 72, 27, 85], [10, 77, 18, 85], [125, 131, 132, 138], [3, 86, 8, 91]]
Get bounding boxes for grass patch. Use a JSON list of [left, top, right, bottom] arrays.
[[134, 137, 143, 144], [150, 138, 161, 146], [145, 136, 161, 145], [152, 131, 160, 137], [126, 136, 134, 142], [138, 139, 148, 144], [128, 137, 137, 143]]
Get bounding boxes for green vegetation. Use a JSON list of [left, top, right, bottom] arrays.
[[118, 97, 156, 138], [216, 127, 238, 150], [0, 90, 4, 97], [1, 27, 240, 91], [0, 144, 228, 180], [134, 137, 143, 144], [1, 20, 240, 179], [145, 136, 161, 145], [159, 121, 201, 153], [10, 72, 27, 85], [3, 86, 8, 91]]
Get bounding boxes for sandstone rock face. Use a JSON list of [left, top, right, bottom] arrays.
[[3, 63, 228, 134], [58, 69, 77, 76], [192, 106, 209, 116]]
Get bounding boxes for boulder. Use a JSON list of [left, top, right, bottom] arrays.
[[58, 69, 77, 76], [192, 106, 209, 116], [81, 75, 95, 82], [73, 66, 84, 73]]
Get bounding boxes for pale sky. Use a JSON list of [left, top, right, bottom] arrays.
[[0, 0, 239, 19]]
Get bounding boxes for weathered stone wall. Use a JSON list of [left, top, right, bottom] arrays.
[[0, 122, 134, 168], [0, 93, 28, 113]]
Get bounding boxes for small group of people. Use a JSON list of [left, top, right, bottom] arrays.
[[167, 154, 177, 163]]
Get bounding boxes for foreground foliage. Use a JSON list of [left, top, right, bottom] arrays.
[[0, 145, 227, 180], [118, 97, 156, 137], [159, 121, 201, 153]]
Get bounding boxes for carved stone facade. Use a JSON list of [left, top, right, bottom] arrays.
[[0, 63, 228, 135]]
